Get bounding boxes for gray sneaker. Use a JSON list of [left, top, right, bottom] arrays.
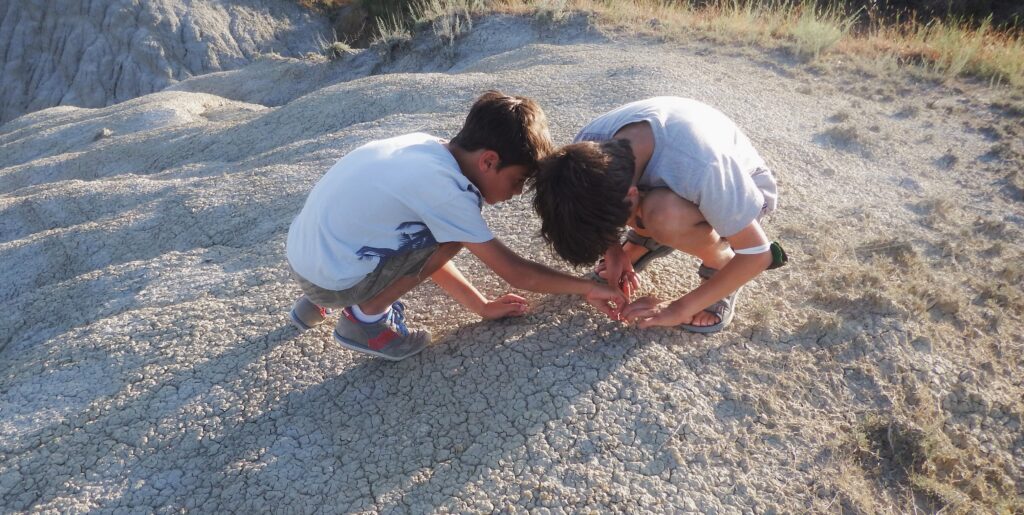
[[290, 296, 331, 331], [334, 302, 430, 361]]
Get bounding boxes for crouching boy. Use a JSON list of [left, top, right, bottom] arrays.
[[532, 97, 781, 333], [286, 91, 625, 360]]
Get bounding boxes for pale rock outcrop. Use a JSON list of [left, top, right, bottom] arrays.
[[0, 0, 330, 124]]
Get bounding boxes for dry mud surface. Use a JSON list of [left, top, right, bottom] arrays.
[[1, 15, 1022, 513]]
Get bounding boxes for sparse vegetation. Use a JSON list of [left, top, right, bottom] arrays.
[[330, 41, 354, 57], [534, 0, 570, 25], [916, 197, 952, 226], [296, 0, 1024, 90], [829, 110, 851, 122], [842, 405, 1023, 514], [420, 0, 479, 51], [808, 215, 1023, 340], [819, 124, 865, 148], [790, 3, 858, 59], [372, 11, 413, 58], [936, 151, 958, 169], [894, 104, 919, 118]]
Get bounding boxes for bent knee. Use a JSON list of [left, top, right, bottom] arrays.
[[642, 191, 708, 234]]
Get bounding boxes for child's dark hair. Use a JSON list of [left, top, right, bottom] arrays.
[[532, 140, 636, 266], [450, 90, 552, 173]]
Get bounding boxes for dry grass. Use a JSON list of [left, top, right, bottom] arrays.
[[373, 12, 413, 51], [301, 0, 1024, 92], [817, 255, 947, 322], [851, 16, 1024, 87], [803, 220, 1023, 337], [565, 0, 1024, 87], [417, 0, 480, 50], [840, 393, 1023, 514], [789, 3, 858, 59], [819, 124, 865, 148], [804, 221, 1023, 513], [343, 0, 484, 50]]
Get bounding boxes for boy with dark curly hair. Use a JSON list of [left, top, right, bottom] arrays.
[[533, 97, 781, 333], [287, 91, 626, 360]]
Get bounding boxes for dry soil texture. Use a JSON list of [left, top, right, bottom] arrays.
[[1, 15, 1022, 514]]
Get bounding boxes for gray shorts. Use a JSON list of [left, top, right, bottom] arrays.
[[752, 166, 778, 221], [292, 245, 438, 309]]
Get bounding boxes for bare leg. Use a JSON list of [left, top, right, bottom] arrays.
[[358, 242, 463, 314], [636, 190, 734, 326]]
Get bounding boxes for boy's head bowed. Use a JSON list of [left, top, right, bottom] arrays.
[[450, 91, 553, 175], [532, 139, 636, 266]]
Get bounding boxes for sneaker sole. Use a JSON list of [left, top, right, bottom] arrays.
[[289, 309, 313, 332], [333, 330, 425, 361]]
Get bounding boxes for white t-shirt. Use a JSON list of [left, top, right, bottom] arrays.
[[575, 97, 777, 237], [287, 133, 493, 290]]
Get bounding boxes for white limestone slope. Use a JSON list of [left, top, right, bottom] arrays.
[[0, 0, 330, 124]]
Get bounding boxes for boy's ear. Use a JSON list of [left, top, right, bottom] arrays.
[[625, 186, 640, 208], [479, 150, 500, 173]]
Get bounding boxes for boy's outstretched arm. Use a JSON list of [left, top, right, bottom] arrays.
[[623, 220, 772, 327], [431, 260, 528, 320], [464, 239, 626, 320]]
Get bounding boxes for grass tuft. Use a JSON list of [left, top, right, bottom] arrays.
[[326, 40, 354, 59], [790, 3, 857, 60], [534, 0, 570, 25], [416, 0, 480, 49], [372, 11, 413, 55], [819, 124, 865, 149]]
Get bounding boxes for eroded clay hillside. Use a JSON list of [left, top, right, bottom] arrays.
[[0, 0, 330, 124]]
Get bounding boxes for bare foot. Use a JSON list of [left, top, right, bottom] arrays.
[[688, 310, 721, 327]]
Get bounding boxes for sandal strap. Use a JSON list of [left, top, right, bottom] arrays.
[[624, 229, 667, 252], [697, 264, 718, 280], [702, 289, 738, 321], [704, 298, 729, 318], [680, 287, 742, 333]]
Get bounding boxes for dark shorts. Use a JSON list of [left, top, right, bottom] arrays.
[[292, 245, 438, 309]]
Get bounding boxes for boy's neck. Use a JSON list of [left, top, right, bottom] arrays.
[[446, 143, 484, 187]]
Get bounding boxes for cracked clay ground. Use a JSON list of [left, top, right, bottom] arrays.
[[1, 15, 1022, 513]]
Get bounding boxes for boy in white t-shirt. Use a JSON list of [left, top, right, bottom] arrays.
[[532, 97, 784, 333], [286, 91, 625, 360]]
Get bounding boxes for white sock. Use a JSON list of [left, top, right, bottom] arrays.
[[351, 304, 389, 323]]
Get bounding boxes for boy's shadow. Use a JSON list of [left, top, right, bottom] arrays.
[[217, 295, 730, 512], [6, 296, 731, 512]]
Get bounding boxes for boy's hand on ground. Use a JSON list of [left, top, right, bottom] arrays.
[[584, 283, 626, 321], [622, 296, 695, 328], [480, 293, 529, 320]]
